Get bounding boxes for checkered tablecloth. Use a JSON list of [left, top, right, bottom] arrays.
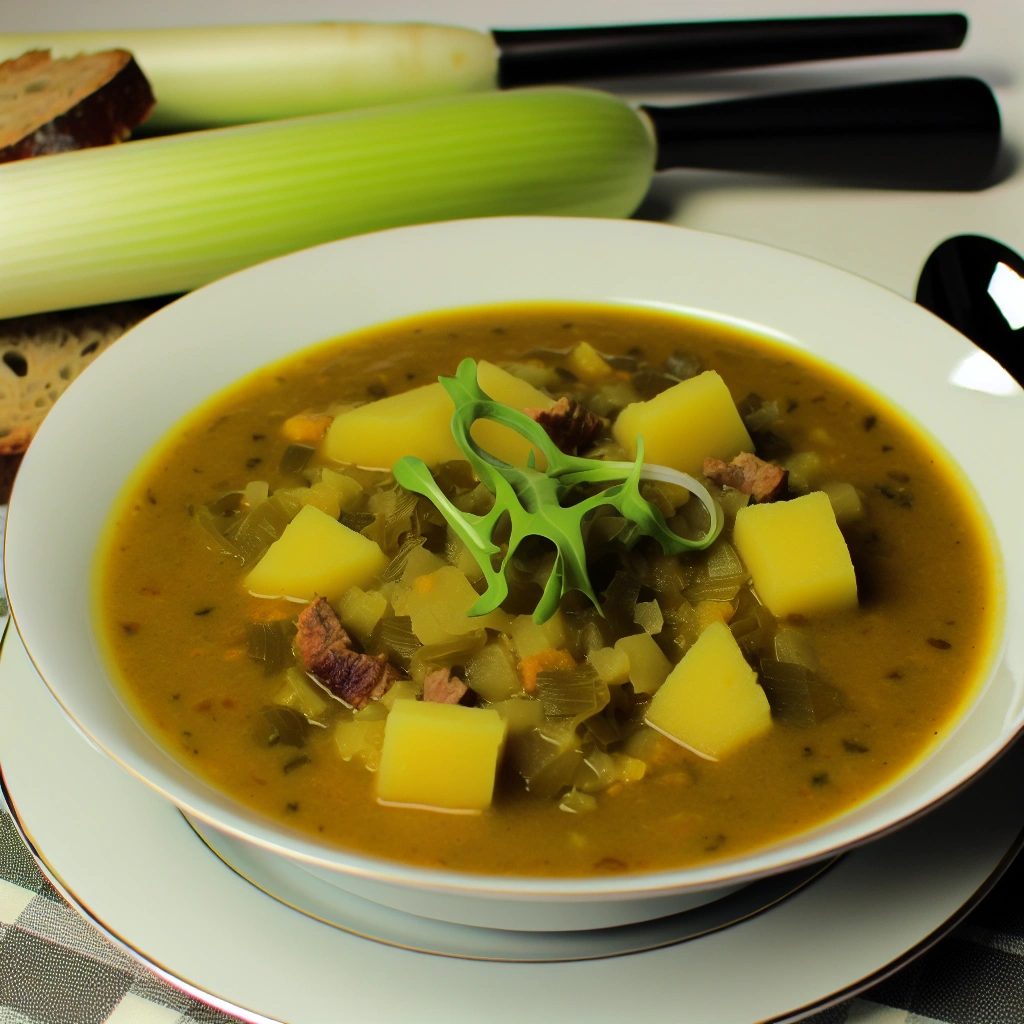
[[1, 791, 1023, 1024]]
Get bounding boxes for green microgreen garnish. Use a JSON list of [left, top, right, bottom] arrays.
[[393, 359, 722, 623]]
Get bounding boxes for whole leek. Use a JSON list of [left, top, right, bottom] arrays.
[[0, 88, 654, 320], [0, 23, 498, 130]]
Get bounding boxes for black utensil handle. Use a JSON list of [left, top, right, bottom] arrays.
[[643, 77, 1000, 192], [494, 14, 967, 87]]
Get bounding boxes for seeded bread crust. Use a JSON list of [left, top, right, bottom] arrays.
[[0, 49, 155, 163], [0, 301, 161, 456]]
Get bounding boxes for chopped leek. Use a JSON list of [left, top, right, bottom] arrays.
[[0, 88, 654, 319]]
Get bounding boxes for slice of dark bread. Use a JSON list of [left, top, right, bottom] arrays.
[[0, 300, 166, 456], [0, 49, 155, 163]]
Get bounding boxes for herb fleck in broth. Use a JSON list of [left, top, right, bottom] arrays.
[[95, 303, 999, 876]]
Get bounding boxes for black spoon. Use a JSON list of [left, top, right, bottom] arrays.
[[916, 235, 1024, 382]]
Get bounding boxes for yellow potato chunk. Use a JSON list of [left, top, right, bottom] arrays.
[[377, 700, 507, 812], [733, 491, 858, 617], [614, 632, 672, 695], [245, 505, 387, 602], [646, 621, 771, 759], [322, 360, 553, 470], [392, 565, 512, 643], [323, 382, 461, 469], [612, 370, 753, 476]]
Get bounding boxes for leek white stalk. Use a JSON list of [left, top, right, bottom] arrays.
[[0, 87, 655, 320], [0, 23, 499, 130]]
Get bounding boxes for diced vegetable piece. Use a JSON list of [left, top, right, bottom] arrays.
[[614, 632, 672, 695], [819, 481, 864, 524], [633, 600, 664, 635], [299, 479, 342, 519], [694, 600, 735, 634], [773, 628, 818, 671], [612, 371, 753, 476], [509, 609, 569, 658], [245, 505, 388, 601], [368, 614, 421, 670], [392, 565, 512, 644], [511, 722, 583, 799], [565, 341, 614, 382], [380, 678, 419, 710], [586, 645, 631, 686], [490, 697, 545, 734], [283, 412, 333, 443], [335, 718, 386, 770], [621, 725, 666, 763], [336, 585, 387, 646], [535, 665, 607, 723], [466, 642, 522, 702], [784, 451, 824, 492], [559, 788, 597, 814], [246, 619, 294, 676], [377, 700, 507, 812], [399, 543, 447, 584], [758, 658, 843, 726], [409, 630, 486, 684], [733, 491, 858, 618], [647, 621, 771, 759], [242, 480, 269, 508], [518, 648, 576, 694], [257, 706, 308, 748], [318, 468, 363, 511], [613, 752, 647, 782], [274, 667, 330, 720]]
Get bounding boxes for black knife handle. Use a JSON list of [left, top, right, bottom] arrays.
[[642, 77, 1000, 192], [494, 14, 967, 87]]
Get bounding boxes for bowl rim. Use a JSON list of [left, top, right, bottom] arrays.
[[5, 215, 1022, 901]]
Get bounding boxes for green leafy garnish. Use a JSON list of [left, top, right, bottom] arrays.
[[393, 359, 722, 623]]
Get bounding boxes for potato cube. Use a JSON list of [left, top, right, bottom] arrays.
[[392, 565, 512, 644], [377, 700, 507, 812], [733, 491, 858, 618], [322, 360, 553, 470], [646, 621, 771, 759], [245, 505, 387, 602], [323, 382, 461, 469], [565, 341, 614, 382], [612, 370, 753, 476], [614, 632, 672, 694]]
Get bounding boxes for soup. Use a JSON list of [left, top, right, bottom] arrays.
[[95, 303, 999, 877]]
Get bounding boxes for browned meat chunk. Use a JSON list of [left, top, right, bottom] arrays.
[[309, 647, 397, 710], [296, 597, 350, 668], [423, 667, 468, 705], [0, 50, 155, 163], [703, 452, 789, 503], [526, 397, 603, 455]]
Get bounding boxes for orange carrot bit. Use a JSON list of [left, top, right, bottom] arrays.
[[518, 648, 577, 694], [223, 648, 244, 661], [282, 412, 333, 444]]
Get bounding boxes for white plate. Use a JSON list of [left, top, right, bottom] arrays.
[[2, 627, 1022, 1024], [5, 218, 1024, 926]]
